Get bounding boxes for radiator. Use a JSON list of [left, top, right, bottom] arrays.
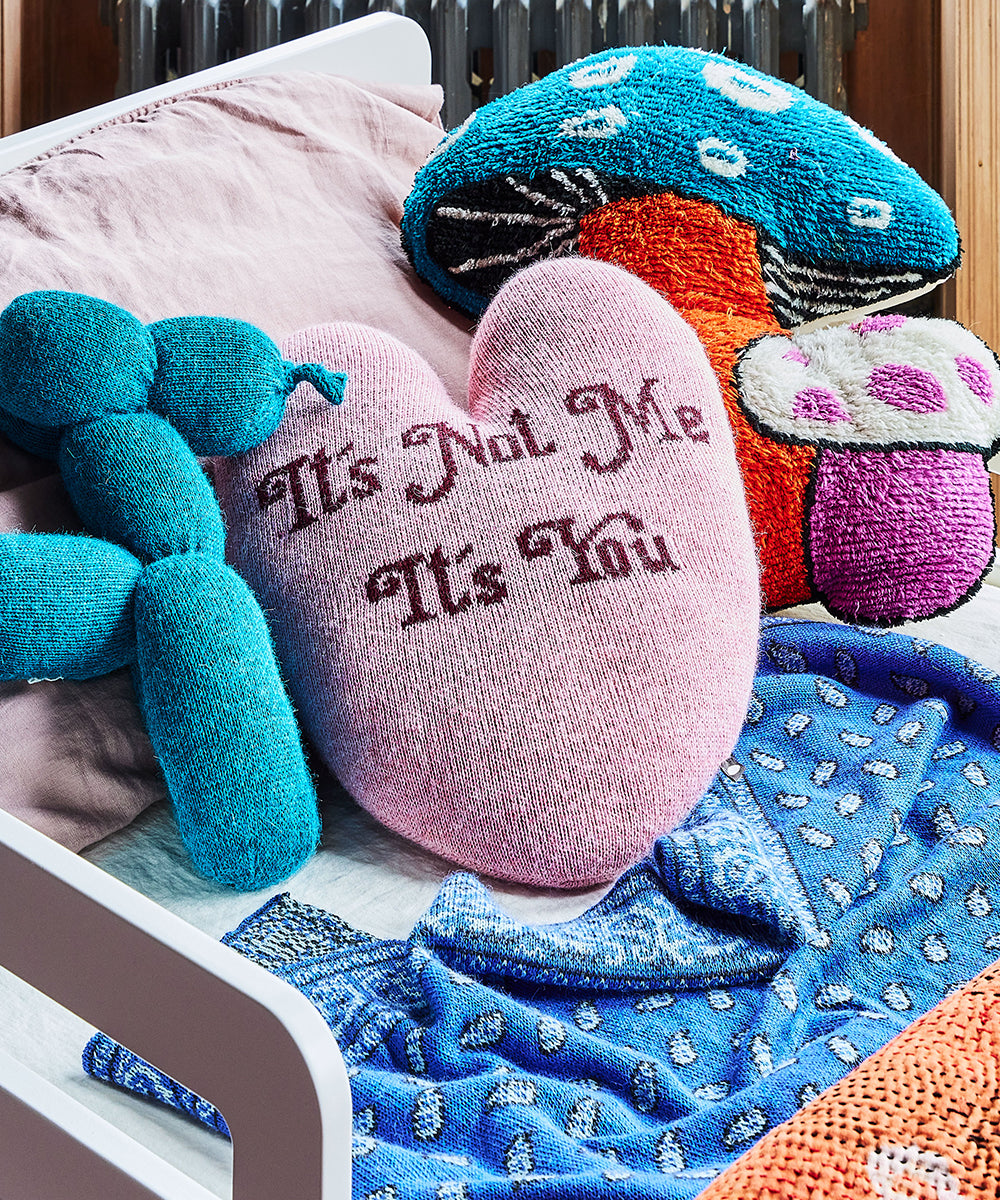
[[102, 0, 868, 127]]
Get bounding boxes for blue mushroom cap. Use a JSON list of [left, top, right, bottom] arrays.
[[402, 46, 960, 324]]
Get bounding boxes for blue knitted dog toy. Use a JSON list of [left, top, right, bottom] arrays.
[[0, 291, 345, 890]]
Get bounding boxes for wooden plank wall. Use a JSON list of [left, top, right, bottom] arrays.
[[940, 0, 1000, 354], [0, 0, 24, 135], [0, 1, 116, 136]]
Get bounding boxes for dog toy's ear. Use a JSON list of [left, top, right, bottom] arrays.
[[0, 408, 61, 459], [0, 291, 154, 457], [148, 317, 345, 456], [402, 46, 959, 325]]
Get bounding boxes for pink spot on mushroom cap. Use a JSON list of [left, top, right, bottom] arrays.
[[867, 363, 947, 414], [783, 345, 809, 366], [852, 313, 908, 336], [793, 387, 851, 424], [956, 354, 994, 405]]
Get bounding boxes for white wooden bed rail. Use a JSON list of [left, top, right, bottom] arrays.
[[0, 14, 434, 1197], [0, 808, 351, 1199]]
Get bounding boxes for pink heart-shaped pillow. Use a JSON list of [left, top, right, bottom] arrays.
[[214, 258, 760, 886]]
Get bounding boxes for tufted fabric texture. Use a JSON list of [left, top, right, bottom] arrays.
[[399, 46, 988, 622]]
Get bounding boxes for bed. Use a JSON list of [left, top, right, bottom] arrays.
[[2, 13, 1000, 1200], [0, 18, 444, 1199]]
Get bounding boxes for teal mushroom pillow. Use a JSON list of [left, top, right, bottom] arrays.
[[401, 47, 1000, 626]]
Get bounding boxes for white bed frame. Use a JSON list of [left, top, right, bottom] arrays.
[[0, 15, 433, 1199]]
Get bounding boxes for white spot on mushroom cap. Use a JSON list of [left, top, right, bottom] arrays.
[[568, 55, 637, 89], [737, 318, 1000, 450], [701, 59, 795, 113], [559, 105, 629, 139], [697, 137, 748, 178], [848, 197, 894, 230]]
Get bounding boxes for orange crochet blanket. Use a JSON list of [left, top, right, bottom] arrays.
[[702, 959, 1000, 1198]]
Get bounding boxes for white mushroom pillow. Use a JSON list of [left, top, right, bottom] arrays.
[[735, 312, 1000, 624]]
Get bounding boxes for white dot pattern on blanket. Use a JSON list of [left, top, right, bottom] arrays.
[[83, 615, 1000, 1196]]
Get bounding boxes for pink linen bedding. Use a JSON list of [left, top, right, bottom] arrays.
[[0, 68, 476, 850]]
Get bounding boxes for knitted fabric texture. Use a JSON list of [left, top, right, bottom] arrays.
[[399, 48, 978, 621], [698, 959, 1000, 1199], [211, 257, 761, 887], [0, 291, 345, 890], [85, 616, 1000, 1196], [0, 533, 140, 678]]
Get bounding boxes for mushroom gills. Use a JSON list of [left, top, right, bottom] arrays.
[[425, 168, 663, 306], [757, 238, 958, 332], [424, 167, 959, 330]]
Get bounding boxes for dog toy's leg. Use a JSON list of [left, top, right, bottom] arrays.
[[0, 532, 140, 680], [58, 410, 324, 891], [134, 551, 320, 889], [59, 413, 225, 562]]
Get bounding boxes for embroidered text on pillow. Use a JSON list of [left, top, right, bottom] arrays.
[[250, 384, 711, 538]]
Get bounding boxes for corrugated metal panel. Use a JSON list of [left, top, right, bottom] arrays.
[[105, 0, 866, 115]]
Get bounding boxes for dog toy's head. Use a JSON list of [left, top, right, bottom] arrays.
[[0, 291, 344, 460]]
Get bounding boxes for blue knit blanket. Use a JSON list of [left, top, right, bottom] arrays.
[[85, 616, 1000, 1197]]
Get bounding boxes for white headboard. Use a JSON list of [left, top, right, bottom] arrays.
[[0, 12, 432, 175]]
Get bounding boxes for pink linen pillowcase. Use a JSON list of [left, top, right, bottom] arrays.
[[0, 70, 473, 851]]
